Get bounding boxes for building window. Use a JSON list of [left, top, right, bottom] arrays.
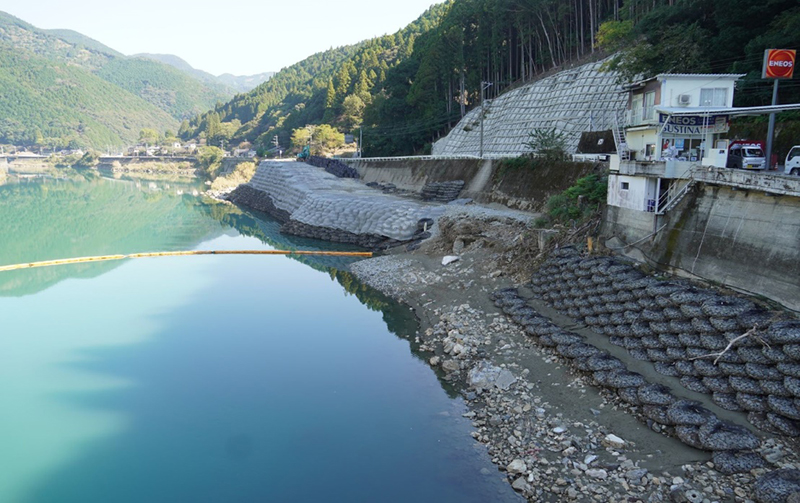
[[644, 91, 656, 120], [631, 94, 643, 124], [621, 182, 630, 190], [700, 88, 727, 107]]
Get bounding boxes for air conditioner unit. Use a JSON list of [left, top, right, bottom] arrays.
[[678, 94, 691, 106]]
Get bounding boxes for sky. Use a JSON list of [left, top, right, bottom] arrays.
[[0, 0, 441, 76]]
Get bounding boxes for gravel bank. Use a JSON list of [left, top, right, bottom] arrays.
[[350, 211, 800, 502]]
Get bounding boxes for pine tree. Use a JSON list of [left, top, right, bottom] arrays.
[[325, 78, 336, 109]]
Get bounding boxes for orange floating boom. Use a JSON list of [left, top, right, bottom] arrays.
[[0, 250, 373, 273]]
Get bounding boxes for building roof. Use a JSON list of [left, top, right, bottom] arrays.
[[656, 103, 800, 117], [656, 73, 746, 80], [624, 73, 746, 90]]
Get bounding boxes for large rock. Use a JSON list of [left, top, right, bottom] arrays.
[[468, 361, 517, 391]]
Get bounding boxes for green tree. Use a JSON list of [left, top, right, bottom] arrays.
[[525, 128, 568, 161], [218, 119, 242, 145], [316, 124, 344, 154], [178, 119, 192, 139], [196, 146, 225, 178], [138, 128, 160, 145], [325, 79, 336, 109], [342, 94, 366, 130], [74, 150, 100, 168], [334, 67, 351, 98], [205, 112, 221, 145], [290, 126, 314, 153]]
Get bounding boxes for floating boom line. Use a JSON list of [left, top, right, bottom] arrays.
[[0, 250, 374, 273]]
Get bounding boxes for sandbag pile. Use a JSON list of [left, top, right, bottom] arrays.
[[491, 286, 764, 475], [421, 180, 465, 203], [226, 162, 444, 250], [527, 248, 800, 439], [307, 156, 359, 179]]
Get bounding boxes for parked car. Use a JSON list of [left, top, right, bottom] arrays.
[[726, 142, 766, 170], [786, 145, 800, 175]]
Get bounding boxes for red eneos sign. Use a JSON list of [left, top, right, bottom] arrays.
[[763, 49, 796, 79]]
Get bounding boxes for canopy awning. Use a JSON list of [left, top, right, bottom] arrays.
[[656, 103, 800, 117]]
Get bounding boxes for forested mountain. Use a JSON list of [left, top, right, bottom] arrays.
[[216, 72, 276, 93], [190, 0, 799, 157], [597, 0, 800, 107], [183, 3, 449, 154], [364, 0, 800, 155], [0, 42, 177, 149], [43, 28, 123, 57], [0, 11, 233, 149], [135, 53, 275, 93]]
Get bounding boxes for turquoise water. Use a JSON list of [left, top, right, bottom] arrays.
[[0, 178, 520, 503]]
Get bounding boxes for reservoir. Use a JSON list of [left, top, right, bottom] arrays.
[[0, 177, 521, 503]]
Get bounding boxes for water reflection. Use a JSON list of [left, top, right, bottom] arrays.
[[0, 180, 521, 503], [0, 177, 217, 297], [6, 235, 517, 503]]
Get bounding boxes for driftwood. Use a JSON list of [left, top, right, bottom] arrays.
[[690, 324, 771, 365]]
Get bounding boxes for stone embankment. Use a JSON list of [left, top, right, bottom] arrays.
[[349, 211, 800, 503], [225, 161, 449, 249]]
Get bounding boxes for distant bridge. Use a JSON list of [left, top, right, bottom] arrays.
[[98, 156, 198, 163]]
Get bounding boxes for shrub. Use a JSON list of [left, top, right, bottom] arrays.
[[525, 128, 569, 161], [543, 173, 608, 225]]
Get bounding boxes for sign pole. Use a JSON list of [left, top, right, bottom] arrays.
[[762, 49, 796, 170], [765, 79, 779, 170]]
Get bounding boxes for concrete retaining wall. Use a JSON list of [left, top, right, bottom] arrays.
[[603, 184, 800, 312], [347, 158, 491, 194], [347, 157, 600, 211]]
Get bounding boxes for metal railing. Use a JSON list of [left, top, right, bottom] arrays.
[[654, 164, 703, 215]]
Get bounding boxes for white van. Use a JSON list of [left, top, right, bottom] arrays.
[[726, 143, 766, 170], [786, 146, 800, 175]]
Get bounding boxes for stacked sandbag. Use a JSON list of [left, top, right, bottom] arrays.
[[421, 180, 465, 203], [527, 248, 800, 439], [490, 285, 765, 475], [307, 156, 360, 179], [226, 162, 444, 250]]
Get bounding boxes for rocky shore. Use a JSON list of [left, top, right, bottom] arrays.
[[349, 209, 800, 503]]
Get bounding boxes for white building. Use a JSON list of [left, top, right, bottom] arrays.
[[622, 73, 743, 163], [608, 73, 800, 218], [608, 74, 742, 215]]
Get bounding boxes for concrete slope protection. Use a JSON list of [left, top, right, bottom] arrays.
[[226, 162, 446, 249], [433, 58, 626, 157]]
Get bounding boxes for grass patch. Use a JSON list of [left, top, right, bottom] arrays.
[[210, 162, 256, 191], [540, 173, 608, 226]]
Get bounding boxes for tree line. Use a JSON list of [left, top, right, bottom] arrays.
[[186, 0, 800, 157]]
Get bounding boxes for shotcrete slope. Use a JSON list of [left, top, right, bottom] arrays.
[[432, 58, 626, 157]]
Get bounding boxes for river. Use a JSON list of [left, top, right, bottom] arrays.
[[0, 176, 521, 503]]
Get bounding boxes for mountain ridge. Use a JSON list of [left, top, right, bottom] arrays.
[[133, 53, 275, 93], [0, 10, 234, 148]]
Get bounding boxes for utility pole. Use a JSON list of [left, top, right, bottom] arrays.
[[272, 135, 280, 158], [359, 127, 363, 158], [765, 79, 779, 170], [480, 81, 493, 158]]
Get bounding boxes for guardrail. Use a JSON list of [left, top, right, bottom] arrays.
[[340, 154, 521, 163]]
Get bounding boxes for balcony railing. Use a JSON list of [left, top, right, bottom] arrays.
[[627, 106, 658, 126]]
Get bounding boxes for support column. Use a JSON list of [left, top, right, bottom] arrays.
[[765, 79, 779, 170]]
